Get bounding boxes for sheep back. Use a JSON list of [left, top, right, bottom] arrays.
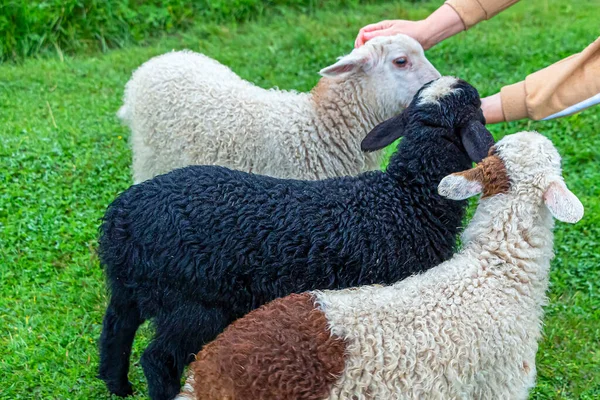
[[99, 162, 464, 320], [120, 50, 362, 183]]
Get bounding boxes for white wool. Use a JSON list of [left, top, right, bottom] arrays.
[[417, 76, 459, 105], [437, 174, 483, 200], [119, 35, 440, 183], [314, 132, 576, 399]]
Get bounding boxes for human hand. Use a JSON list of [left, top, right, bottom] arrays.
[[355, 20, 426, 48], [355, 5, 465, 50], [481, 93, 505, 124]]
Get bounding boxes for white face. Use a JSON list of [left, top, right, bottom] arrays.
[[495, 131, 563, 183], [490, 132, 583, 223], [438, 131, 584, 224], [366, 35, 441, 115], [320, 34, 441, 117]]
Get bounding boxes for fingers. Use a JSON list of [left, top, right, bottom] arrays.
[[354, 34, 362, 48], [361, 21, 390, 33], [355, 26, 392, 48], [362, 28, 394, 42], [355, 21, 391, 48], [355, 31, 370, 48], [355, 33, 367, 48]]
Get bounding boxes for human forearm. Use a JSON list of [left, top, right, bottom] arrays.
[[445, 0, 521, 29], [355, 4, 464, 49], [481, 93, 504, 124], [496, 38, 600, 122], [356, 0, 520, 49], [418, 4, 465, 49]]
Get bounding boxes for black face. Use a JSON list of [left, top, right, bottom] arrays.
[[361, 77, 493, 156], [412, 78, 483, 128], [411, 78, 493, 163], [451, 79, 482, 107]]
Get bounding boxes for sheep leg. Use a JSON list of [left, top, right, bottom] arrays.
[[141, 307, 230, 400], [98, 297, 144, 397]]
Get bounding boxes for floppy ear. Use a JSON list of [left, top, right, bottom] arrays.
[[543, 180, 584, 223], [320, 53, 370, 78], [438, 167, 483, 200], [361, 112, 408, 152], [460, 120, 495, 163]]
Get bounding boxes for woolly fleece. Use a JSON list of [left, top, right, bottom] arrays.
[[316, 131, 581, 399], [177, 131, 577, 400], [118, 35, 440, 183], [98, 77, 488, 400], [176, 293, 346, 400]]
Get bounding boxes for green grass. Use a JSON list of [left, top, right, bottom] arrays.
[[0, 0, 380, 62], [1, 0, 599, 398]]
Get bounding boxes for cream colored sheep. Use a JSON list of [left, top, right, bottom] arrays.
[[118, 35, 440, 183], [177, 131, 583, 400]]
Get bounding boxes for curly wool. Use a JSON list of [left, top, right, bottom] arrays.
[[177, 293, 346, 400], [98, 78, 485, 400], [177, 132, 579, 400], [317, 132, 575, 399], [118, 35, 440, 183]]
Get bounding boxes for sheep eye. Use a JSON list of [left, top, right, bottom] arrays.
[[393, 57, 408, 67]]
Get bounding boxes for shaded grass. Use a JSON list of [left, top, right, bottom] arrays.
[[0, 0, 382, 62], [0, 0, 599, 398]]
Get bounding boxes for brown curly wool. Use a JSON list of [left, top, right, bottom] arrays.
[[457, 148, 510, 198], [180, 293, 347, 400], [480, 152, 510, 198]]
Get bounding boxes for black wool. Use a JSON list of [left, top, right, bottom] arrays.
[[98, 77, 494, 400]]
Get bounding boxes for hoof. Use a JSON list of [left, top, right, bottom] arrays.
[[101, 377, 134, 397], [111, 383, 134, 397]]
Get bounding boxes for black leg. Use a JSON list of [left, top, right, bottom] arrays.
[[141, 306, 230, 400], [98, 297, 143, 397]]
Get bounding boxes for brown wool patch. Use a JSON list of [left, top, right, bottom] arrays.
[[186, 293, 347, 400], [478, 154, 510, 198], [454, 147, 510, 198], [311, 79, 331, 107]]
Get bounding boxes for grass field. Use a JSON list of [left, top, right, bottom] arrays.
[[0, 0, 378, 62], [1, 0, 599, 398]]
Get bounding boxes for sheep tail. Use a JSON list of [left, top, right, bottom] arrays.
[[116, 105, 129, 123]]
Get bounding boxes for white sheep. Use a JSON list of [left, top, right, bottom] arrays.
[[118, 35, 440, 183], [176, 131, 584, 400]]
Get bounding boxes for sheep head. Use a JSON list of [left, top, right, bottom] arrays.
[[438, 131, 584, 223], [361, 76, 495, 164], [319, 34, 440, 118]]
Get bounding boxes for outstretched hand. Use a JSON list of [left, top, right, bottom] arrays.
[[355, 20, 426, 48], [355, 5, 465, 50]]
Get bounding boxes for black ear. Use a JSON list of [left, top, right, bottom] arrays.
[[361, 112, 408, 152], [459, 119, 495, 163]]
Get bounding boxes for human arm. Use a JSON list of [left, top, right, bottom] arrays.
[[445, 0, 520, 30], [482, 38, 600, 123], [355, 5, 464, 49], [355, 0, 520, 49]]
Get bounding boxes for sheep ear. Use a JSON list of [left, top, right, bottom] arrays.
[[543, 181, 584, 223], [361, 113, 407, 152], [320, 53, 368, 78], [438, 168, 483, 200], [460, 120, 495, 163]]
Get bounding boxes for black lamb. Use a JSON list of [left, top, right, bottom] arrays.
[[98, 76, 494, 400]]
